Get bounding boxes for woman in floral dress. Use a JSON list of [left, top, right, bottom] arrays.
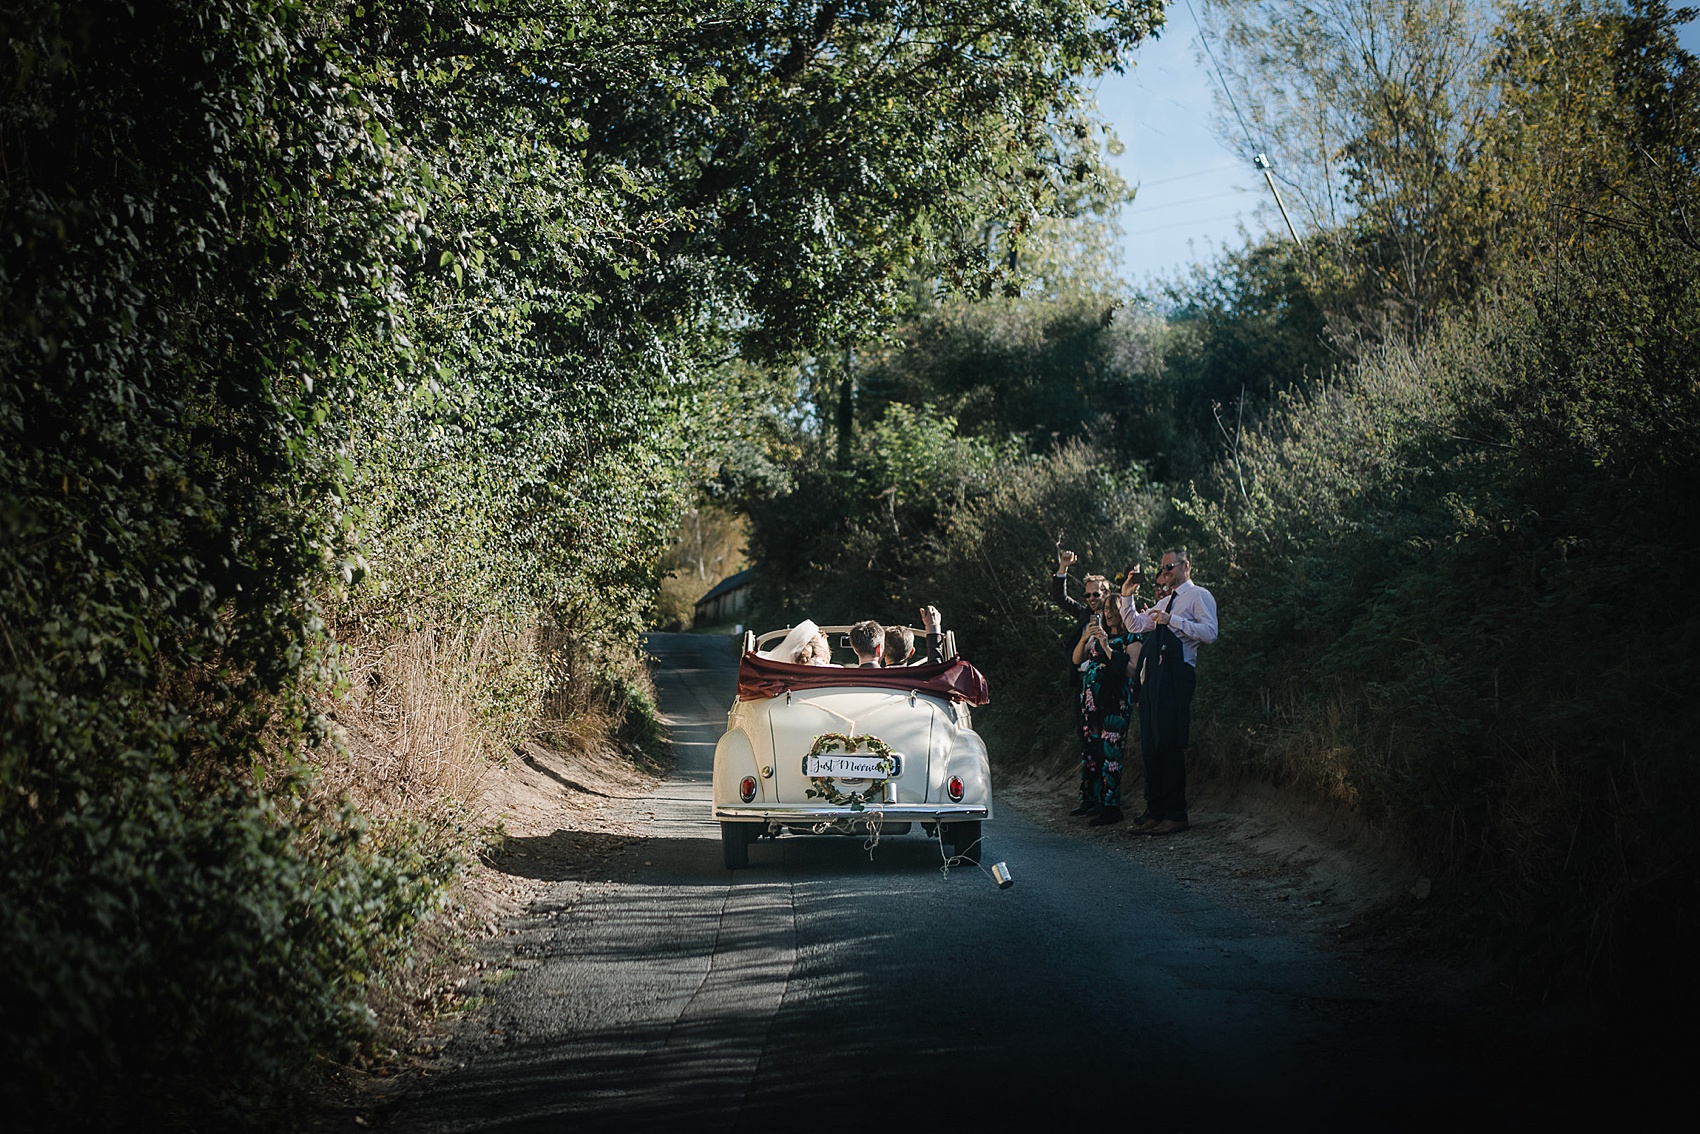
[[1071, 594, 1137, 825]]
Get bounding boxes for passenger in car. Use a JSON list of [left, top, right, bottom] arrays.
[[882, 623, 916, 665], [924, 605, 946, 661], [790, 630, 833, 666], [759, 619, 826, 664], [848, 620, 886, 667], [883, 605, 947, 666]]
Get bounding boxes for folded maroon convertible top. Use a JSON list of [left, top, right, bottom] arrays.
[[736, 652, 990, 706]]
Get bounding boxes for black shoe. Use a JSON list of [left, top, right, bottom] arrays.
[[1068, 801, 1101, 817], [1089, 807, 1125, 826]]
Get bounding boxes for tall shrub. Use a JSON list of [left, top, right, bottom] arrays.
[[0, 1, 451, 1122], [3, 1, 1174, 1121], [1181, 233, 1700, 999]]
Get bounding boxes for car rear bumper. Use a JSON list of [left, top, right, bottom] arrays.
[[713, 804, 989, 822]]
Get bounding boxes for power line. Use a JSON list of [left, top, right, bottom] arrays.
[[1126, 210, 1259, 238], [1182, 0, 1259, 158], [1134, 162, 1242, 190], [1182, 0, 1305, 249], [1127, 187, 1249, 216]]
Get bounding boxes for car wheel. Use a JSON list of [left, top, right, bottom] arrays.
[[948, 820, 982, 864], [721, 821, 750, 869]]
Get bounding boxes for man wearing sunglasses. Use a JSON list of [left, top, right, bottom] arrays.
[[1117, 548, 1218, 835]]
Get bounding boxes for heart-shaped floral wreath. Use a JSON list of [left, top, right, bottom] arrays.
[[803, 732, 898, 811]]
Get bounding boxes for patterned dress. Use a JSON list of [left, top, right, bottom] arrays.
[[1078, 631, 1135, 807]]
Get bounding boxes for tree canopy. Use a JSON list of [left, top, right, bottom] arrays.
[[0, 0, 1168, 1123]]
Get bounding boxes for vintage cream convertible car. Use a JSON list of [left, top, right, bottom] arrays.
[[712, 624, 993, 869]]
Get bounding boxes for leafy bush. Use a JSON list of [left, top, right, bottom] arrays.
[[933, 440, 1164, 760], [746, 400, 1164, 761], [1181, 232, 1700, 999], [1, 760, 452, 1128], [6, 2, 1171, 1115], [859, 295, 1141, 446], [747, 402, 1015, 622], [0, 1, 410, 1120], [853, 260, 1338, 489]]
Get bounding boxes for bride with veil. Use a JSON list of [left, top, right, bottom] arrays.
[[757, 619, 834, 665]]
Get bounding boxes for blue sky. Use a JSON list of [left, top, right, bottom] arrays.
[[1098, 5, 1700, 287]]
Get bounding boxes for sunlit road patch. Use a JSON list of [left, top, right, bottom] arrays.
[[388, 633, 1510, 1132]]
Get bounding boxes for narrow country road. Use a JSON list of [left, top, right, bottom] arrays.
[[387, 632, 1518, 1131]]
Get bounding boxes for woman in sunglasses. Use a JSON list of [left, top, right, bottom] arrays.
[[1070, 577, 1139, 826]]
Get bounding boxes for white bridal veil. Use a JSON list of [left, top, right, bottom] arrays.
[[757, 619, 822, 663]]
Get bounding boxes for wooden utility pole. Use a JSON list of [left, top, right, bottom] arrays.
[[1254, 153, 1304, 249]]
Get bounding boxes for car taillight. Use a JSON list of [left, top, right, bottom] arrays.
[[947, 775, 964, 802], [739, 776, 758, 803]]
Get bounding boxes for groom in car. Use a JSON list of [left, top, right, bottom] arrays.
[[849, 620, 886, 667]]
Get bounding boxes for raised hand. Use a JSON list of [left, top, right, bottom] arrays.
[[920, 605, 942, 635]]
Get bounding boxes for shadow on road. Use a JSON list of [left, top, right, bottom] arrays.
[[485, 827, 980, 885], [483, 831, 641, 882], [406, 1004, 1007, 1134]]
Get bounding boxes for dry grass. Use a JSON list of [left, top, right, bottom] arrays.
[[321, 619, 530, 830], [301, 610, 669, 1118], [314, 610, 662, 838], [534, 622, 661, 749]]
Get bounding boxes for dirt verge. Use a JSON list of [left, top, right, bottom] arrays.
[[311, 739, 665, 1129], [998, 751, 1424, 943]]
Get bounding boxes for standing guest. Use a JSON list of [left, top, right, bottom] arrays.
[[1117, 547, 1217, 836], [848, 620, 886, 667], [1072, 595, 1136, 825], [1053, 550, 1114, 815]]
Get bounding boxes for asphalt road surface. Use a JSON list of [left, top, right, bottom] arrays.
[[389, 632, 1525, 1132]]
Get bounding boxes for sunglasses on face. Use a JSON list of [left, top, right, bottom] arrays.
[[1158, 562, 1180, 574]]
